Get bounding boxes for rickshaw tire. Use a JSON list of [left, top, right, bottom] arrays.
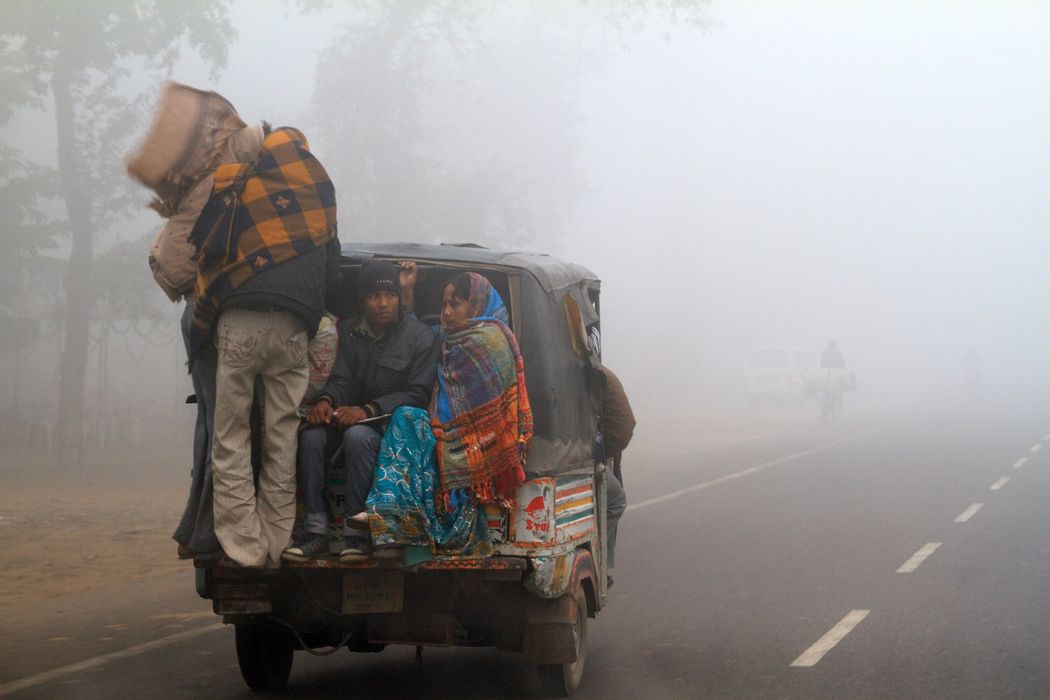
[[235, 619, 294, 691], [537, 586, 588, 696]]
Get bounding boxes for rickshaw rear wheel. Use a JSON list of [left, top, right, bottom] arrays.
[[537, 587, 588, 696], [235, 619, 294, 691]]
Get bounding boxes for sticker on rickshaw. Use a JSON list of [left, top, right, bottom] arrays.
[[512, 478, 556, 543]]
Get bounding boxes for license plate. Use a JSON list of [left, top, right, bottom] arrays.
[[342, 570, 404, 614]]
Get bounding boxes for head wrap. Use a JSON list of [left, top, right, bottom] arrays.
[[456, 272, 510, 324]]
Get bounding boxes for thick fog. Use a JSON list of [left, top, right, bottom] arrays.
[[1, 1, 1047, 471]]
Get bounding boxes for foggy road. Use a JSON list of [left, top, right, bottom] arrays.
[[4, 2, 1049, 698], [5, 406, 1050, 699]]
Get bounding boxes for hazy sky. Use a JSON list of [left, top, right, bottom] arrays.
[[559, 1, 1050, 410], [4, 0, 1047, 422]]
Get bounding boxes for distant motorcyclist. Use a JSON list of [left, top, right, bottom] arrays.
[[820, 339, 845, 369], [818, 340, 845, 421]]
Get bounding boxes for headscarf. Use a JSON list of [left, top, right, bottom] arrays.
[[460, 273, 510, 325], [430, 274, 532, 507]]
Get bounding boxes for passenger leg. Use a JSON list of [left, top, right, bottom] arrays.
[[338, 424, 382, 560], [606, 468, 626, 570], [296, 426, 331, 536], [255, 312, 309, 567], [174, 302, 220, 558], [341, 424, 383, 525], [212, 309, 268, 567], [282, 425, 334, 561]]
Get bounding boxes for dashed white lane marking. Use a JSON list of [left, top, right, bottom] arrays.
[[1031, 444, 1042, 454], [897, 542, 942, 573], [955, 502, 984, 522], [627, 425, 889, 512], [1012, 457, 1028, 469], [989, 476, 1010, 491], [790, 610, 870, 667], [0, 623, 224, 696]]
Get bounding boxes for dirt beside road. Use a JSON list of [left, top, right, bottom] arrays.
[[0, 445, 190, 609], [0, 407, 817, 609]]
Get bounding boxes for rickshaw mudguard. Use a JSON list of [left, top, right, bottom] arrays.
[[524, 550, 577, 599], [522, 548, 595, 663]]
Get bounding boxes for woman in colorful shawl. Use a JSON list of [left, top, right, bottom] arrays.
[[431, 273, 532, 504], [366, 272, 532, 558]]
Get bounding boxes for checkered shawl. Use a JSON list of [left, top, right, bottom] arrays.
[[187, 127, 336, 362], [431, 319, 532, 507]]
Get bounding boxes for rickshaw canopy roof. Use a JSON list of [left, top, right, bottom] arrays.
[[340, 242, 599, 293]]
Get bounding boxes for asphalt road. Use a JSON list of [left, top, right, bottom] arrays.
[[4, 403, 1050, 699]]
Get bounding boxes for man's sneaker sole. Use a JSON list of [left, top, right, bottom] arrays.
[[339, 550, 370, 563]]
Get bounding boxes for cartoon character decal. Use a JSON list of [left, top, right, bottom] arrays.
[[513, 479, 555, 543], [523, 486, 553, 535]]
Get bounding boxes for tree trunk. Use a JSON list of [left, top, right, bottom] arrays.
[[366, 2, 412, 236], [51, 53, 94, 462]]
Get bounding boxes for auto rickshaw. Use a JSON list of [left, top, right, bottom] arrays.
[[196, 242, 611, 696]]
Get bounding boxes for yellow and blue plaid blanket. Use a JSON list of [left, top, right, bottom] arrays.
[[188, 127, 336, 362]]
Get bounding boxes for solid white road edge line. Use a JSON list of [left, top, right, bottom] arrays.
[[627, 425, 889, 512], [790, 610, 871, 667], [1012, 457, 1028, 469], [0, 623, 225, 696], [1031, 444, 1042, 453], [989, 477, 1010, 491], [954, 503, 984, 522], [896, 542, 941, 573]]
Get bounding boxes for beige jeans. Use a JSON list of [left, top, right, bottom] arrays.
[[212, 308, 309, 567]]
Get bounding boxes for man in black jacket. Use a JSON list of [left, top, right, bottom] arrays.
[[284, 261, 439, 562]]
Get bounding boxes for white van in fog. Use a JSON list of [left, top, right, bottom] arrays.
[[743, 346, 819, 407]]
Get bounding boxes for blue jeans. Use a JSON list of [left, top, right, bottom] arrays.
[[297, 423, 382, 536]]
